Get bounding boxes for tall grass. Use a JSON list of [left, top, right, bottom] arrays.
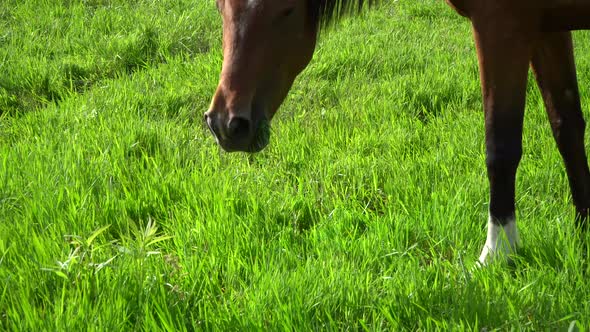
[[1, 0, 590, 330]]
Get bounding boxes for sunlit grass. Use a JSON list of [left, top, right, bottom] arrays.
[[1, 0, 590, 330]]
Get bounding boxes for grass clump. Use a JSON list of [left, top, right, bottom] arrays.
[[1, 0, 590, 330]]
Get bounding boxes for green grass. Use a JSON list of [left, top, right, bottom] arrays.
[[1, 0, 590, 330]]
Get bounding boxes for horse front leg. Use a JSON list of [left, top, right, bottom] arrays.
[[531, 32, 590, 230], [471, 16, 536, 265]]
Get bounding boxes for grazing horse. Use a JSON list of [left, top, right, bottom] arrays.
[[204, 0, 590, 264]]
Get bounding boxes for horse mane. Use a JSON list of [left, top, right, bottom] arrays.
[[309, 0, 377, 30]]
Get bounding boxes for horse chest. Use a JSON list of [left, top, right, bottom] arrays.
[[445, 0, 470, 17]]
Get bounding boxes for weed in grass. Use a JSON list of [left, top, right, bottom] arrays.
[[1, 0, 590, 330]]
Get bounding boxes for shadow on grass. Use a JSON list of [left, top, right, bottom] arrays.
[[1, 25, 208, 116]]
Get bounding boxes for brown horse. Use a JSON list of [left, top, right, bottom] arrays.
[[204, 0, 590, 264]]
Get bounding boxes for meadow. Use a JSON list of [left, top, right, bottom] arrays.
[[1, 0, 590, 330]]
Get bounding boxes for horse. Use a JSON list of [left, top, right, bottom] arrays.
[[204, 0, 590, 265]]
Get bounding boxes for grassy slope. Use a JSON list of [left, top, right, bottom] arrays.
[[1, 0, 590, 330]]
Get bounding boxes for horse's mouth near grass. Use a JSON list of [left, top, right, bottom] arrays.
[[208, 118, 271, 153], [248, 119, 271, 153]]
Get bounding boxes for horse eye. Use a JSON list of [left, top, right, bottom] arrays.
[[273, 7, 295, 26], [281, 7, 295, 19]]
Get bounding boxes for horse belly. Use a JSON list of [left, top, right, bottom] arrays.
[[541, 3, 590, 31]]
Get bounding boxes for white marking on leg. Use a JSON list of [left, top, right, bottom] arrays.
[[478, 215, 520, 265], [503, 218, 521, 249], [478, 217, 502, 265]]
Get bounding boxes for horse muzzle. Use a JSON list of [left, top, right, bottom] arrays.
[[204, 110, 270, 153]]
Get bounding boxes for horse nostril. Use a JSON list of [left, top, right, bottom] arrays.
[[227, 116, 251, 140]]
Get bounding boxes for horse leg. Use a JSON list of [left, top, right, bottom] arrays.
[[471, 18, 535, 265], [531, 32, 590, 229]]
